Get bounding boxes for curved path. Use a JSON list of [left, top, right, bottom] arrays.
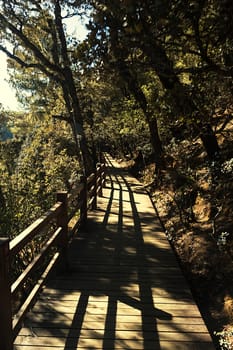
[[14, 155, 215, 349]]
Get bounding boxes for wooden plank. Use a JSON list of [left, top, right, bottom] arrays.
[[30, 301, 202, 318], [17, 327, 212, 342], [22, 311, 207, 326], [36, 296, 197, 307], [39, 293, 196, 305], [52, 264, 183, 274], [51, 274, 188, 285], [18, 321, 209, 333], [14, 336, 215, 349], [14, 343, 215, 350]]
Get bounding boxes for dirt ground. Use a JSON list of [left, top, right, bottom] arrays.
[[151, 180, 233, 350]]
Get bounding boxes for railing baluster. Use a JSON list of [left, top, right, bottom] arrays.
[[56, 192, 69, 271], [91, 169, 98, 210], [102, 157, 106, 188], [80, 175, 87, 227], [0, 238, 13, 350]]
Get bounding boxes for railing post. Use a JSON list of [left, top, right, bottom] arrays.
[[91, 169, 98, 210], [0, 238, 13, 350], [102, 156, 106, 188], [56, 192, 69, 271], [80, 176, 87, 227], [97, 164, 103, 197]]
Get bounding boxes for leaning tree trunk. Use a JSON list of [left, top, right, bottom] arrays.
[[129, 77, 163, 165], [54, 0, 94, 176], [144, 111, 163, 165], [117, 61, 163, 166], [61, 76, 93, 176], [108, 25, 163, 167]]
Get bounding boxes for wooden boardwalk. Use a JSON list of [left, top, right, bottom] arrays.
[[14, 156, 215, 350]]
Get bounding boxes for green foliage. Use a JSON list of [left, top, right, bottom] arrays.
[[0, 117, 80, 238]]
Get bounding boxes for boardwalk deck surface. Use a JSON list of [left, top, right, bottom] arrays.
[[14, 156, 215, 349]]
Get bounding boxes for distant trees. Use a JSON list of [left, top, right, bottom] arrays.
[[0, 112, 80, 238]]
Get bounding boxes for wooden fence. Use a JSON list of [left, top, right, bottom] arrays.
[[0, 162, 106, 350]]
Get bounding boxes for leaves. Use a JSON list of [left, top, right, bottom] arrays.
[[0, 116, 80, 237]]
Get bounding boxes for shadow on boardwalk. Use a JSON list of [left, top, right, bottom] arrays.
[[14, 155, 215, 350]]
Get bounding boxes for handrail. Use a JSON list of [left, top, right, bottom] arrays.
[[10, 203, 62, 257], [0, 160, 106, 350]]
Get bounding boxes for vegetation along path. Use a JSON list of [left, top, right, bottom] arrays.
[[14, 155, 215, 350]]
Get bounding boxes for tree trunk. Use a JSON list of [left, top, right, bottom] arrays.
[[73, 119, 94, 176], [116, 61, 163, 166], [61, 79, 93, 176], [199, 124, 220, 160], [108, 24, 163, 167], [55, 0, 93, 176], [147, 116, 163, 164]]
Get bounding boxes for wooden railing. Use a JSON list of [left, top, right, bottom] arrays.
[[0, 162, 106, 350]]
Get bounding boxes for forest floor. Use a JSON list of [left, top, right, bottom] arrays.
[[118, 122, 233, 350]]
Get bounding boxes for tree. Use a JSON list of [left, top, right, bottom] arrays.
[[85, 0, 231, 159], [0, 0, 93, 174]]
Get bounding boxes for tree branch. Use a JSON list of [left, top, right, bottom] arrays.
[[0, 44, 62, 84], [0, 13, 63, 76]]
